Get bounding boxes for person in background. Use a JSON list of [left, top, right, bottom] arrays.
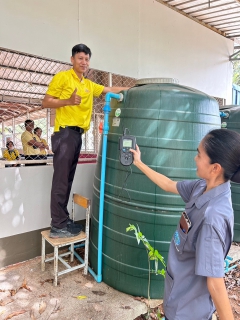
[[3, 141, 20, 167], [34, 127, 49, 158], [42, 43, 130, 238], [21, 119, 45, 166], [130, 129, 238, 320]]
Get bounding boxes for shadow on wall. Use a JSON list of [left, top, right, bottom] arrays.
[[0, 166, 52, 240]]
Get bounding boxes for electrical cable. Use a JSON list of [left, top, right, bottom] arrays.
[[119, 126, 132, 200], [123, 127, 130, 136], [118, 164, 132, 201]]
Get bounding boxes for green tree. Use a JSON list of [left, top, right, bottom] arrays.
[[233, 60, 240, 86]]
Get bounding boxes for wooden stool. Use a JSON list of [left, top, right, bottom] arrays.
[[41, 194, 90, 286]]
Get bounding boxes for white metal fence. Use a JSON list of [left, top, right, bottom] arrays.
[[0, 47, 136, 167]]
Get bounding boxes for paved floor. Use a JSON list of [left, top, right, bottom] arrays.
[[0, 255, 147, 320], [0, 244, 239, 320]]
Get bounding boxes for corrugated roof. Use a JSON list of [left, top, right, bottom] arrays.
[[1, 3, 240, 125], [157, 0, 240, 45], [0, 47, 71, 124]]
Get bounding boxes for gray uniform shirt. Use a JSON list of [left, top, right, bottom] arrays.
[[163, 179, 233, 320]]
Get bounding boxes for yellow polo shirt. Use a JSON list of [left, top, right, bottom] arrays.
[[46, 69, 104, 132], [3, 149, 20, 161], [39, 138, 48, 155], [21, 131, 40, 156]]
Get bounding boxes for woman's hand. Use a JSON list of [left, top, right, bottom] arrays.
[[130, 144, 141, 165]]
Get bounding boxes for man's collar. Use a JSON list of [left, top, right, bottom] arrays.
[[71, 68, 85, 83]]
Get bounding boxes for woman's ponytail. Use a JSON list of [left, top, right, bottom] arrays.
[[231, 167, 240, 183], [203, 129, 240, 184]]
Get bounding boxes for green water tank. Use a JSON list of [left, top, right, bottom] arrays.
[[89, 79, 221, 298], [221, 105, 240, 242]]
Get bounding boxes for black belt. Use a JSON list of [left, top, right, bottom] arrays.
[[60, 126, 84, 134]]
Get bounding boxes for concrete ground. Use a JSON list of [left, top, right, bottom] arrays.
[[0, 254, 147, 320], [0, 244, 239, 320]]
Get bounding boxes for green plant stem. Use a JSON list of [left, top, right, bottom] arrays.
[[148, 251, 150, 315]]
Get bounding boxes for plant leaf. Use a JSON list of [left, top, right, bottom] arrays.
[[39, 301, 47, 315], [4, 310, 27, 320], [126, 223, 166, 278], [30, 309, 36, 320], [72, 295, 87, 300], [0, 298, 14, 306]]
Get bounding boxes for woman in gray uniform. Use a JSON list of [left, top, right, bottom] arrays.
[[130, 129, 240, 320]]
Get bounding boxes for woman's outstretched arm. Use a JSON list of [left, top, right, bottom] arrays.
[[130, 145, 179, 194]]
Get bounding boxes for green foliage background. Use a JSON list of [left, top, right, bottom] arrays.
[[233, 60, 240, 86]]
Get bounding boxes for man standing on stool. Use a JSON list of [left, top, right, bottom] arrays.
[[43, 44, 129, 238]]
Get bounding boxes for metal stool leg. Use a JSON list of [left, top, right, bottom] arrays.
[[41, 236, 45, 272], [54, 246, 58, 286], [70, 243, 74, 262], [83, 206, 90, 275], [83, 240, 88, 275]]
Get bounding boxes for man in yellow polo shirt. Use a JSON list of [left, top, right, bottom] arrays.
[[21, 119, 46, 166], [42, 43, 129, 238]]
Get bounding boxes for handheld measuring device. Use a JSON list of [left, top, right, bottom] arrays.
[[119, 134, 136, 166]]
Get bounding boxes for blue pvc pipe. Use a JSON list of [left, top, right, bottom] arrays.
[[70, 92, 122, 283], [219, 111, 228, 118], [97, 92, 122, 282], [224, 255, 238, 273], [71, 244, 98, 280]]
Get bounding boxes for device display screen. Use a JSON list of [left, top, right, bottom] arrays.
[[123, 139, 132, 148]]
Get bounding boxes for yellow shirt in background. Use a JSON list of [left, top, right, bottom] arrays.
[[21, 131, 40, 156], [46, 69, 104, 132], [3, 149, 20, 161], [39, 138, 48, 155]]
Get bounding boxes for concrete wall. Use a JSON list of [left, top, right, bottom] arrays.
[[0, 0, 234, 102], [0, 163, 96, 238]]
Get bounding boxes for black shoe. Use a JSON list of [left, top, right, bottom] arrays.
[[67, 217, 84, 230], [50, 217, 83, 229], [49, 224, 82, 238]]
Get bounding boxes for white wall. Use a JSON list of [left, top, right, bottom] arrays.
[[0, 0, 234, 102], [0, 163, 96, 238]]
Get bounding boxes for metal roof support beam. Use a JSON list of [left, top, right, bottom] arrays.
[[0, 77, 48, 87], [0, 88, 45, 96], [0, 94, 42, 105], [229, 50, 240, 61], [178, 0, 219, 10], [0, 47, 71, 66], [0, 64, 55, 77], [225, 27, 240, 33], [213, 21, 240, 28], [186, 1, 236, 14], [227, 34, 240, 38], [0, 106, 46, 123], [194, 7, 239, 19], [205, 14, 240, 24]]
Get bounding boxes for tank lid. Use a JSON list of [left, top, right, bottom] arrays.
[[136, 78, 179, 85]]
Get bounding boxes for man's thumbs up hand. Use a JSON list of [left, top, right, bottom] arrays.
[[68, 88, 81, 105]]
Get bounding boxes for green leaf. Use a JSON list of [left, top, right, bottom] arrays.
[[126, 223, 165, 278]]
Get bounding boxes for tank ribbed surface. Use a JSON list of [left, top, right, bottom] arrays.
[[220, 105, 240, 242], [90, 83, 221, 298]]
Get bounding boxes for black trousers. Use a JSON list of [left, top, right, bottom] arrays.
[[50, 127, 82, 228]]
